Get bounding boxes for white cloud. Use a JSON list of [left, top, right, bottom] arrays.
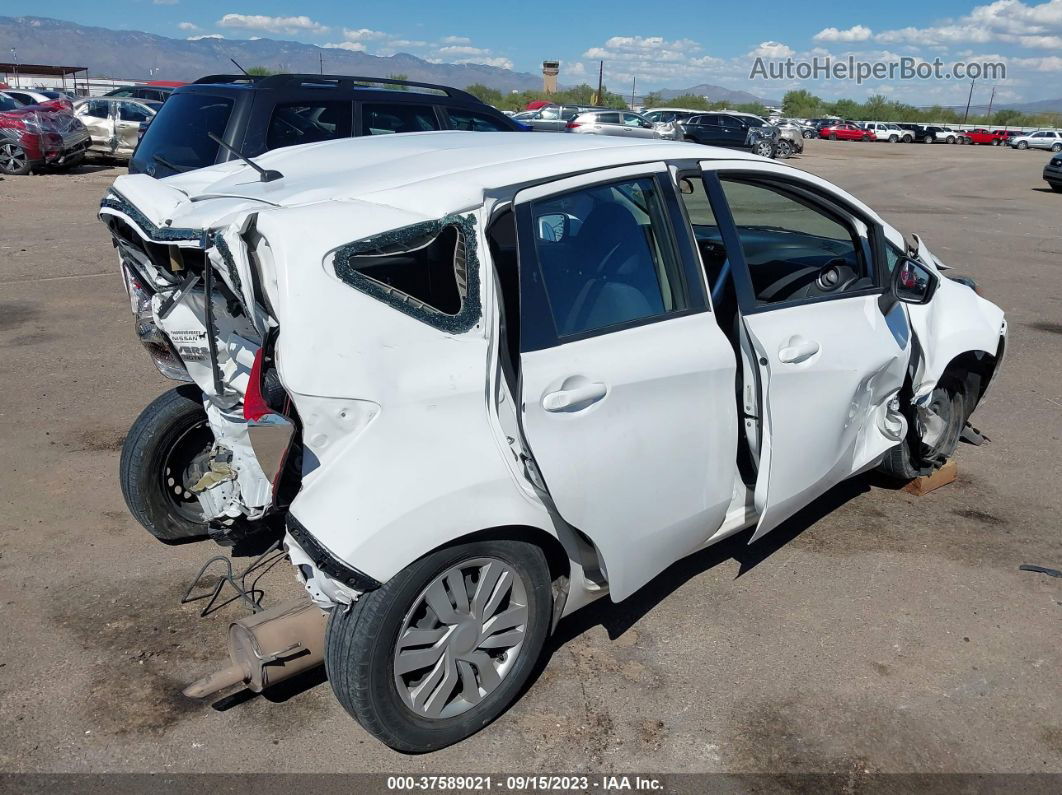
[[177, 22, 198, 31], [580, 34, 727, 83], [749, 41, 795, 57], [454, 56, 514, 69], [217, 13, 329, 35], [437, 45, 491, 56], [1011, 54, 1062, 69], [874, 0, 1062, 49], [187, 34, 224, 40], [340, 27, 389, 42], [322, 41, 366, 52], [440, 35, 472, 45], [813, 25, 873, 42]]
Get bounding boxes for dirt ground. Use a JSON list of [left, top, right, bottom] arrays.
[[0, 141, 1060, 776]]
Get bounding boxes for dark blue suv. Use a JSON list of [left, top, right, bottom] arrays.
[[131, 73, 523, 177]]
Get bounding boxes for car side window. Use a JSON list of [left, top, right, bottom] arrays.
[[527, 177, 688, 338], [622, 113, 643, 127], [596, 112, 620, 124], [719, 178, 872, 307], [118, 102, 152, 123], [267, 101, 352, 150], [83, 100, 111, 119], [361, 103, 440, 135], [445, 108, 509, 132]]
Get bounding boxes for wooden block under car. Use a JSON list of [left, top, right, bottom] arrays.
[[903, 459, 957, 496]]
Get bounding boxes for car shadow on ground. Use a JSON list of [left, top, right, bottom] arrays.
[[549, 475, 872, 648]]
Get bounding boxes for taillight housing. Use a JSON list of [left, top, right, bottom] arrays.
[[565, 121, 581, 129], [243, 347, 272, 421]]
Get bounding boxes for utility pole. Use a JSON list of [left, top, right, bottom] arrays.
[[596, 60, 603, 106], [319, 51, 324, 75], [985, 86, 996, 122], [962, 77, 976, 124], [630, 75, 636, 110], [10, 48, 17, 89]]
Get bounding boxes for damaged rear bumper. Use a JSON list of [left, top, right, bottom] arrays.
[[286, 513, 380, 607]]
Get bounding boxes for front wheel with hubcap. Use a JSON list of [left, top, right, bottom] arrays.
[[774, 139, 793, 158], [119, 385, 213, 543], [326, 539, 553, 752], [877, 379, 966, 480], [1017, 141, 1028, 149], [0, 142, 31, 175], [1052, 142, 1062, 152], [924, 135, 934, 144]]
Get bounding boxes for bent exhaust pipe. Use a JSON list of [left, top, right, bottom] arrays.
[[183, 599, 328, 699]]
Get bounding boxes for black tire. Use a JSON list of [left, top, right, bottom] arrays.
[[877, 379, 966, 480], [946, 136, 956, 144], [889, 135, 899, 143], [829, 133, 838, 140], [903, 135, 913, 143], [119, 385, 212, 544], [326, 538, 553, 753], [775, 139, 793, 159], [1052, 143, 1062, 152], [1017, 141, 1028, 150], [923, 135, 934, 144], [0, 142, 32, 176], [802, 129, 814, 139], [1051, 183, 1062, 193]]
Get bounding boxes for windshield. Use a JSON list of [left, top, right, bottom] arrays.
[[134, 91, 234, 175]]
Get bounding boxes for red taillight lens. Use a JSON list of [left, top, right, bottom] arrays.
[[243, 347, 271, 421], [566, 121, 581, 129]]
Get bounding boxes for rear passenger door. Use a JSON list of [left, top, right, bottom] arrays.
[[358, 102, 441, 136], [77, 100, 116, 153], [513, 164, 738, 601], [442, 107, 512, 132], [266, 100, 352, 151]]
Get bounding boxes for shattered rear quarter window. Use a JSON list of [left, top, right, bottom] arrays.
[[333, 214, 482, 335]]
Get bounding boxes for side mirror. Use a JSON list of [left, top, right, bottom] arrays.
[[892, 256, 938, 305]]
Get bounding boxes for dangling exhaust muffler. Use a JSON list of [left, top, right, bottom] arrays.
[[183, 599, 328, 699]]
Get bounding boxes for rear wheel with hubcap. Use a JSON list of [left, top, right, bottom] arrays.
[[924, 135, 934, 144], [326, 539, 553, 752], [775, 139, 793, 158], [1052, 142, 1062, 152], [752, 140, 774, 158], [0, 142, 31, 175]]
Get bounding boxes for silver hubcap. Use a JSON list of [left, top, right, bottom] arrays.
[[394, 557, 528, 720], [0, 143, 26, 172]]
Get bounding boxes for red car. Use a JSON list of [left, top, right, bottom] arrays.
[[819, 123, 872, 141], [0, 93, 64, 175], [965, 128, 1008, 146]]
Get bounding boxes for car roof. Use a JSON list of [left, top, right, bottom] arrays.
[[160, 130, 764, 217]]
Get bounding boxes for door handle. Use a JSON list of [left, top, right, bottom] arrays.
[[778, 338, 821, 364], [542, 382, 607, 412]]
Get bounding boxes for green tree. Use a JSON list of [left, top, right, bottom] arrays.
[[781, 89, 822, 118], [246, 66, 275, 76], [387, 73, 410, 90], [642, 91, 664, 108], [465, 83, 504, 106]]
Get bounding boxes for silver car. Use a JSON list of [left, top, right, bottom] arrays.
[[565, 110, 660, 138], [73, 97, 160, 160], [1009, 130, 1062, 151]]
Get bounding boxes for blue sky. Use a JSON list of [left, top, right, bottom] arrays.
[[7, 1, 1062, 102]]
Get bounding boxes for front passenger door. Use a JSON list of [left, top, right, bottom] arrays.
[[514, 166, 738, 600], [708, 171, 911, 541]]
